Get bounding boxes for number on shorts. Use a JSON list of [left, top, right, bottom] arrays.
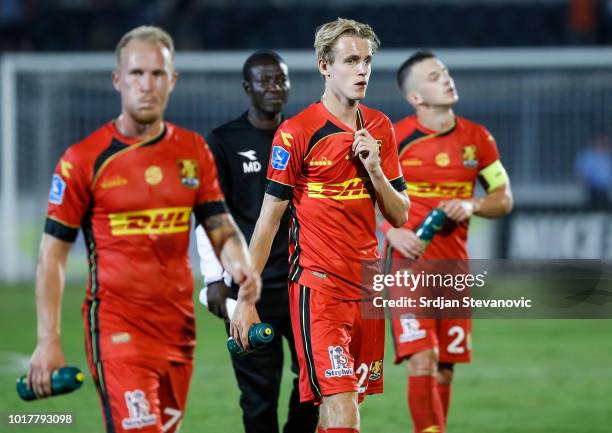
[[447, 325, 466, 354], [162, 408, 182, 433], [356, 363, 369, 394]]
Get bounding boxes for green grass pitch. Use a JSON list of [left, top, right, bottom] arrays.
[[1, 283, 611, 432]]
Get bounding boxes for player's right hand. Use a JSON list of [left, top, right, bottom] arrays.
[[387, 227, 425, 259], [206, 281, 231, 320], [27, 337, 66, 398], [235, 265, 262, 304], [229, 300, 261, 350]]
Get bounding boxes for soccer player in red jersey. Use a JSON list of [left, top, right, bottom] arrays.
[[27, 26, 261, 433], [231, 18, 410, 433], [381, 51, 513, 433]]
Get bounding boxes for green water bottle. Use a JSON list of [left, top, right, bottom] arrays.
[[415, 208, 447, 247], [227, 323, 275, 357], [17, 366, 85, 401]]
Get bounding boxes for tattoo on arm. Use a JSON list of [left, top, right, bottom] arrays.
[[228, 233, 242, 248]]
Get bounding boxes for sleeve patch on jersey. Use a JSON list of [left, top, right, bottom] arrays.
[[48, 174, 66, 205], [271, 146, 290, 170]]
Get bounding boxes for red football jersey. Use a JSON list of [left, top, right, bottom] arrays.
[[45, 121, 226, 363], [381, 115, 501, 260], [266, 102, 406, 300]]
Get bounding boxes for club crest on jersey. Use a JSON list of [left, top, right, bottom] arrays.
[[48, 174, 66, 205], [271, 146, 290, 170], [325, 346, 353, 378], [462, 145, 478, 169], [369, 359, 383, 381], [177, 159, 200, 188], [121, 389, 157, 430]]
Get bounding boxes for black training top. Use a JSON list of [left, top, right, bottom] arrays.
[[206, 112, 290, 298]]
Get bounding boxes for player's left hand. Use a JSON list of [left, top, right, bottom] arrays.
[[229, 300, 261, 350], [352, 129, 381, 174], [439, 199, 475, 222]]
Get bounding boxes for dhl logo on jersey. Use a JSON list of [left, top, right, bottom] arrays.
[[108, 207, 191, 236], [307, 177, 371, 200], [407, 181, 473, 198]]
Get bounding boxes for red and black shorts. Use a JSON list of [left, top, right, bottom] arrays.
[[289, 281, 385, 404]]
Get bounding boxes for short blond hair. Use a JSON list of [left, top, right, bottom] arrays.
[[314, 18, 380, 64], [115, 25, 175, 66]]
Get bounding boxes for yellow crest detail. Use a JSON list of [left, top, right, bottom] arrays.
[[369, 359, 383, 380], [463, 145, 477, 161], [376, 139, 383, 152], [462, 145, 478, 168], [177, 159, 199, 188]]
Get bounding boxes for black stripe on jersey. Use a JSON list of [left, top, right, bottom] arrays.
[[390, 176, 407, 192], [289, 204, 303, 282], [266, 180, 293, 200], [93, 139, 128, 179], [436, 122, 457, 137], [398, 130, 427, 154], [97, 364, 117, 433], [44, 218, 79, 242], [356, 108, 364, 130], [141, 124, 166, 147], [300, 285, 322, 398], [193, 200, 229, 223], [82, 209, 103, 364], [307, 121, 344, 156], [82, 210, 99, 298], [82, 207, 116, 432]]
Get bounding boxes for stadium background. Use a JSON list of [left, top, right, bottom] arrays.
[[1, 0, 611, 432]]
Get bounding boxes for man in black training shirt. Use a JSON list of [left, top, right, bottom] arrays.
[[195, 50, 318, 433]]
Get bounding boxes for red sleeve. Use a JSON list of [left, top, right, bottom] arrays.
[[265, 120, 305, 200], [44, 146, 91, 242], [192, 134, 228, 222], [477, 126, 501, 169], [380, 118, 406, 192]]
